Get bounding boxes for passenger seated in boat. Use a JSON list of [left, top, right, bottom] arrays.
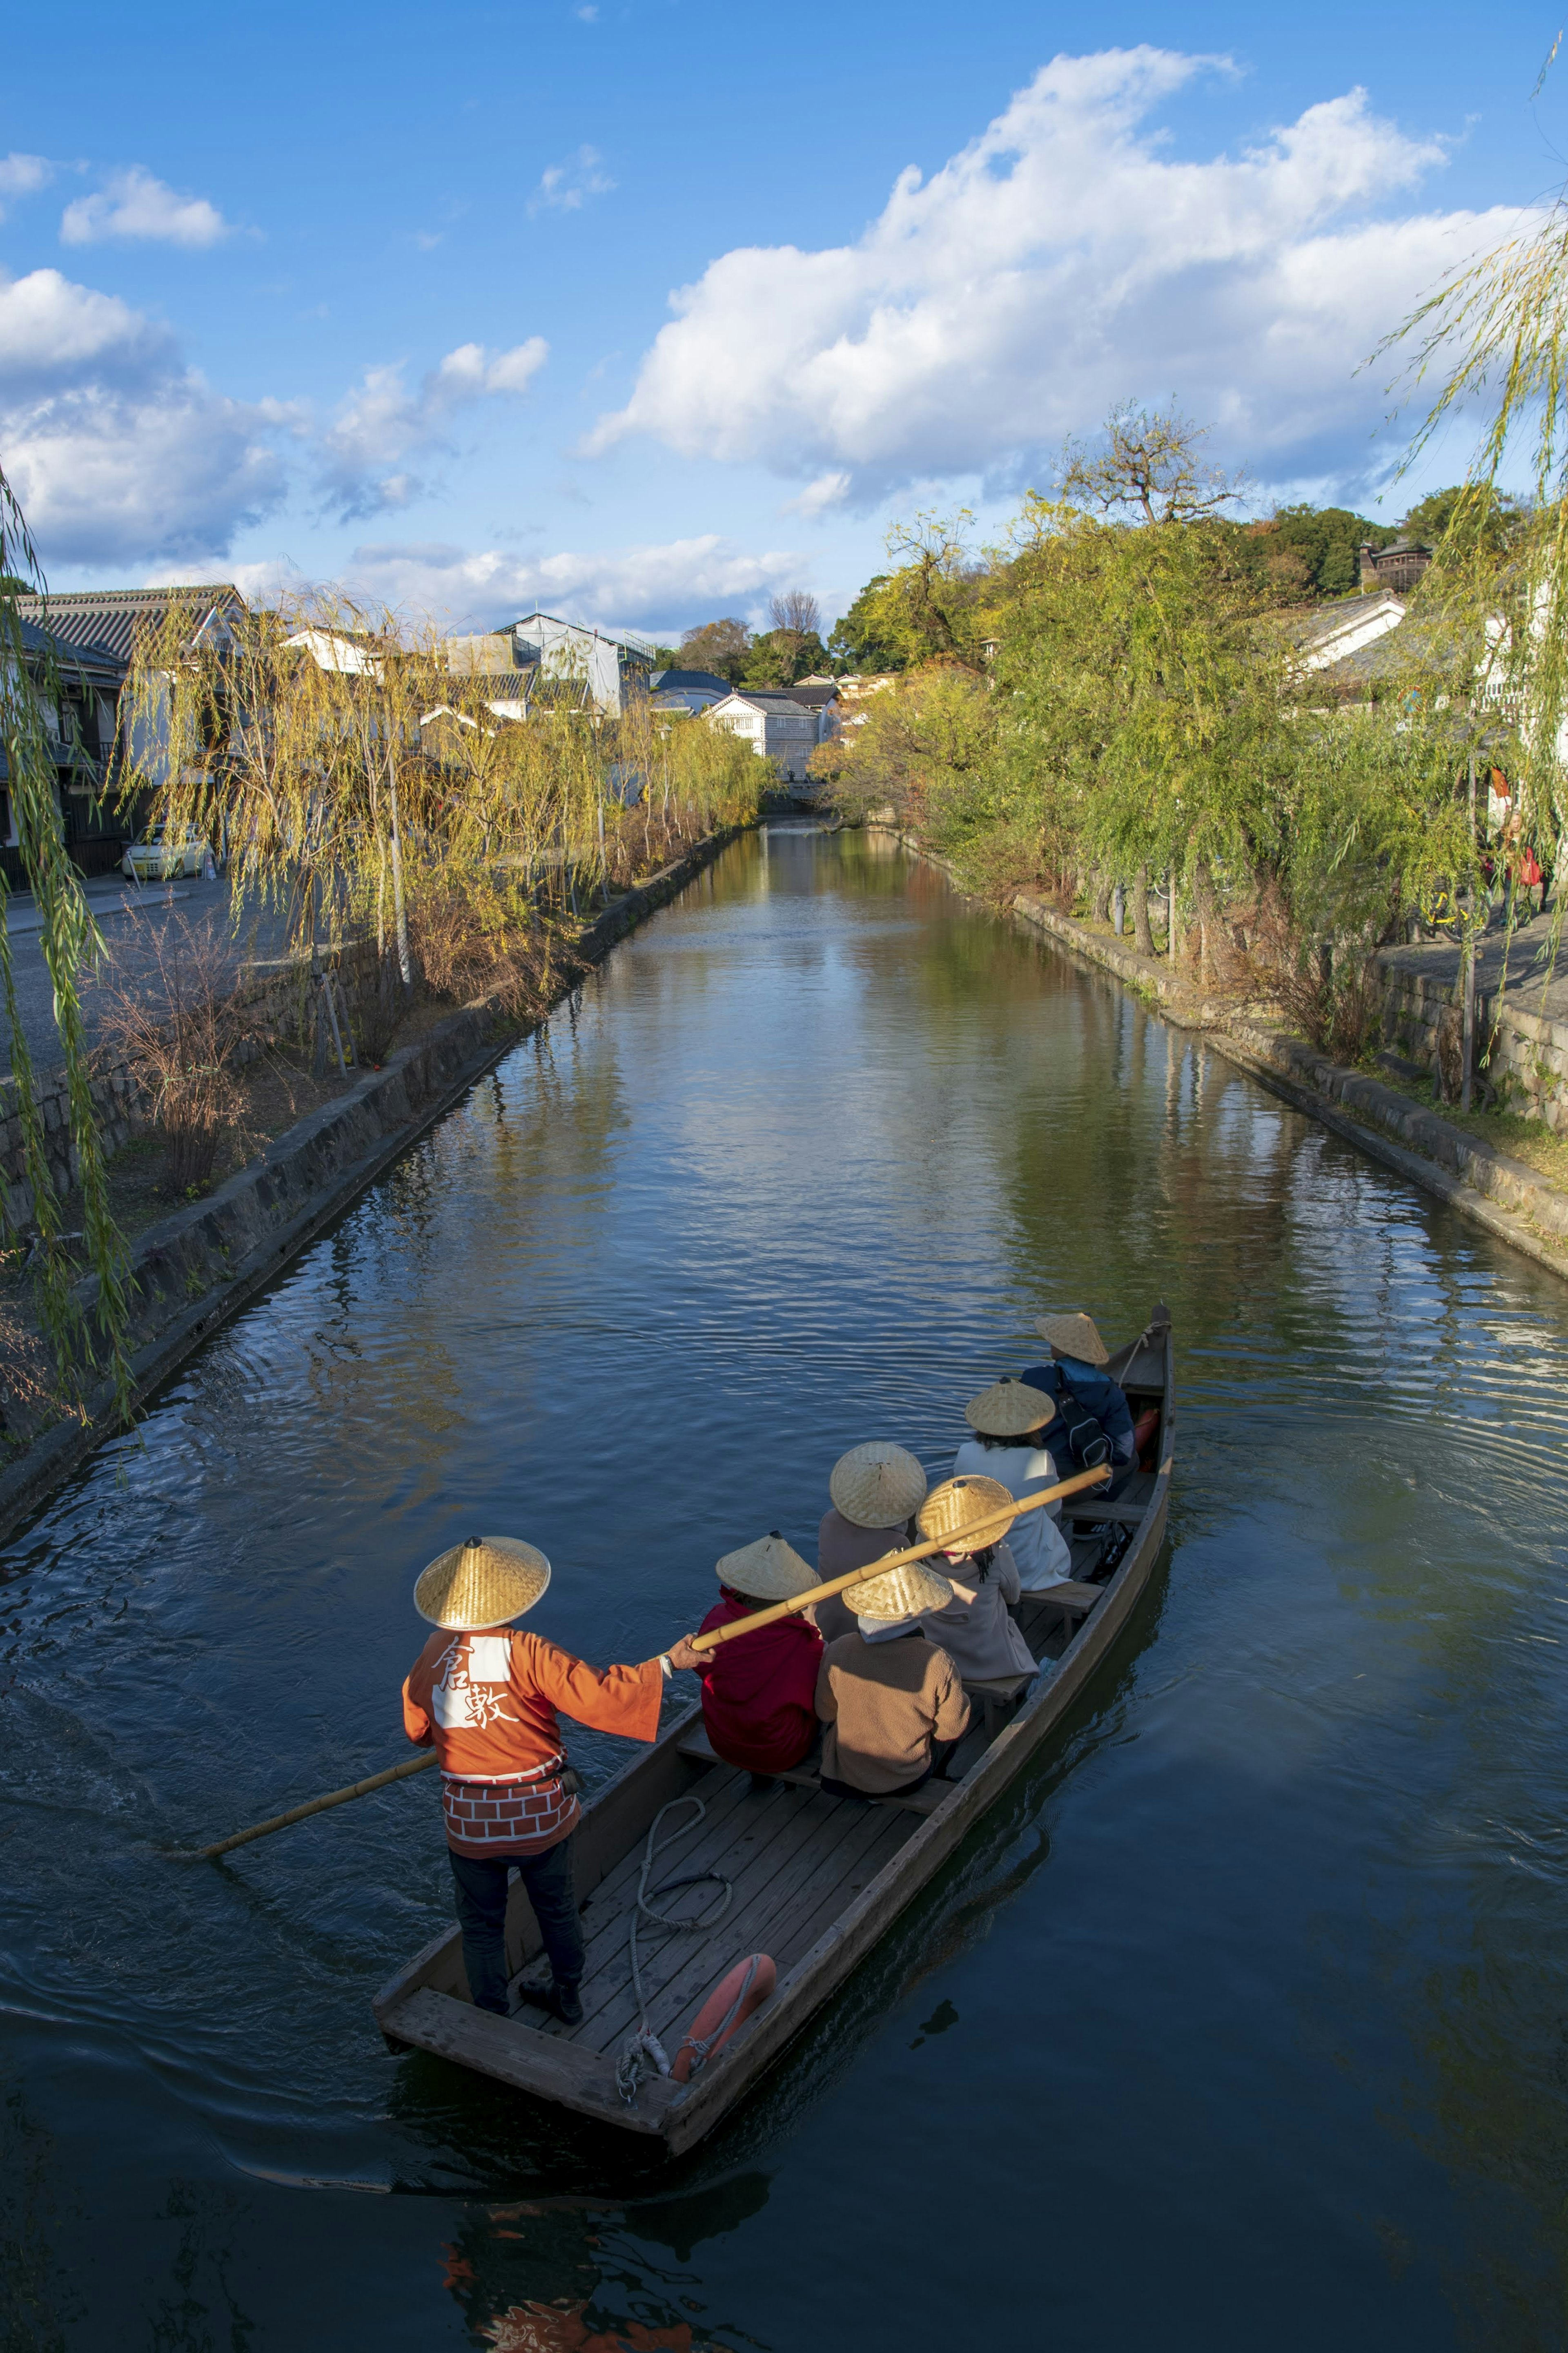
[[815, 1442, 928, 1645], [913, 1476, 1037, 1690], [815, 1559, 970, 1799], [402, 1534, 704, 2028], [951, 1380, 1074, 1590], [1020, 1312, 1137, 1488], [695, 1532, 823, 1787]]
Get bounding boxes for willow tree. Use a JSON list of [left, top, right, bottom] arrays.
[[120, 590, 765, 1044], [1380, 204, 1568, 903], [0, 467, 130, 1413]]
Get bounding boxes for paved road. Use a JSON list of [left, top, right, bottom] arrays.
[[1379, 903, 1568, 1027], [0, 874, 294, 1077]]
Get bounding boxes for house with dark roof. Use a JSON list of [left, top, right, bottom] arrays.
[[13, 583, 246, 665], [706, 689, 822, 784], [648, 667, 733, 712], [1359, 539, 1432, 595], [0, 613, 129, 884], [8, 586, 248, 879]]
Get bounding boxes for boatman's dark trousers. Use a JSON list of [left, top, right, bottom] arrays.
[[448, 1836, 585, 2015]]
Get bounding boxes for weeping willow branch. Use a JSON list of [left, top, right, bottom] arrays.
[[0, 464, 131, 1418]]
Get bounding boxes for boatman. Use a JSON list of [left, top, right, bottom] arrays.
[[402, 1533, 704, 2026]]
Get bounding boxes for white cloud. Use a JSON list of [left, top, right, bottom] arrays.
[[329, 533, 804, 630], [0, 153, 53, 219], [528, 146, 615, 217], [588, 46, 1521, 499], [0, 266, 284, 565], [318, 338, 549, 518], [782, 470, 851, 517], [60, 167, 232, 249]]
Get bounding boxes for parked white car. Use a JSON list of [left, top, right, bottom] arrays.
[[121, 823, 212, 882]]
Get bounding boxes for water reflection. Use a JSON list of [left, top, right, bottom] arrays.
[[2, 827, 1567, 2347]]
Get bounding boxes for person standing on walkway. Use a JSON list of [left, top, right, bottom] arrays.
[[815, 1442, 929, 1645], [402, 1534, 703, 2025]]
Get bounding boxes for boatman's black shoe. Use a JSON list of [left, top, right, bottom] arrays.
[[551, 1980, 585, 2026]]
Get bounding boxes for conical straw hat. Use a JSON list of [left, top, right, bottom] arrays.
[[852, 1557, 954, 1621], [964, 1377, 1056, 1437], [918, 1474, 1018, 1550], [414, 1534, 551, 1629], [717, 1530, 817, 1601], [1036, 1311, 1109, 1366], [829, 1441, 928, 1530]]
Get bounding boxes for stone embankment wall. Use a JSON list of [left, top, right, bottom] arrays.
[[1374, 956, 1568, 1132], [0, 930, 386, 1228]]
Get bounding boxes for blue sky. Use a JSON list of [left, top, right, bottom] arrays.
[[1, 1, 1562, 639]]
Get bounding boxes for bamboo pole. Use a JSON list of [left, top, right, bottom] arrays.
[[183, 1464, 1115, 1855], [178, 1749, 438, 1862], [689, 1463, 1113, 1654]]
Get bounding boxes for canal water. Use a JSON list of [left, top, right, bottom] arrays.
[[3, 826, 1567, 2351]]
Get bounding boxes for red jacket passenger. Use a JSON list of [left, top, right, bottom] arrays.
[[695, 1532, 824, 1775]]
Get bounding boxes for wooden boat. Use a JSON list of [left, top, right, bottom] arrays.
[[373, 1305, 1174, 2153]]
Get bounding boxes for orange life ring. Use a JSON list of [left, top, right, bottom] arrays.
[[671, 1953, 776, 2082]]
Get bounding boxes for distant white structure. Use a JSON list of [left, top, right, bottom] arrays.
[[502, 613, 655, 716], [1285, 592, 1406, 679], [284, 627, 382, 677], [706, 690, 822, 784]]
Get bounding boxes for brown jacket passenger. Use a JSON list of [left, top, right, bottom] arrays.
[[814, 1628, 971, 1793], [814, 1509, 909, 1646]]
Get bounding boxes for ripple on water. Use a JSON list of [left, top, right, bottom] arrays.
[[2, 827, 1568, 2348]]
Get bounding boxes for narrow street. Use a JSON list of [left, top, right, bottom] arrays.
[[0, 874, 294, 1076]]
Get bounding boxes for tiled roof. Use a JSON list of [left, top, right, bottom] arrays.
[[13, 583, 244, 663], [717, 690, 813, 711], [1279, 591, 1403, 649], [5, 610, 125, 682], [649, 667, 732, 694]]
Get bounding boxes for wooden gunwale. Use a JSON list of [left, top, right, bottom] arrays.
[[372, 1310, 1174, 2151]]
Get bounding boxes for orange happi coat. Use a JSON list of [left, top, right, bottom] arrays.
[[403, 1626, 664, 1853]]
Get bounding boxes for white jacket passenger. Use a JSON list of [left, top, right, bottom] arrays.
[[951, 1438, 1073, 1589]]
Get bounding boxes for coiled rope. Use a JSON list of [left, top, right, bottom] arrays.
[[614, 1795, 733, 2106]]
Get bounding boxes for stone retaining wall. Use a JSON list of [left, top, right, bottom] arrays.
[[1373, 956, 1568, 1131], [0, 929, 387, 1227]]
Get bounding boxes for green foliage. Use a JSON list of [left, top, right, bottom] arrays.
[[810, 663, 1010, 874], [1379, 215, 1568, 891], [740, 629, 829, 688], [678, 617, 751, 684], [1251, 505, 1396, 599], [815, 424, 1506, 1012], [827, 577, 906, 673], [993, 496, 1293, 889], [1399, 483, 1523, 554]]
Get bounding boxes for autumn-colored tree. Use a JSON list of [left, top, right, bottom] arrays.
[[678, 617, 751, 684]]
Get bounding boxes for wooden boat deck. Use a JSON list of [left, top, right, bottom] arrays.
[[373, 1311, 1174, 2151]]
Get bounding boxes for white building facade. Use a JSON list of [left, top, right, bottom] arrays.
[[706, 691, 822, 784]]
